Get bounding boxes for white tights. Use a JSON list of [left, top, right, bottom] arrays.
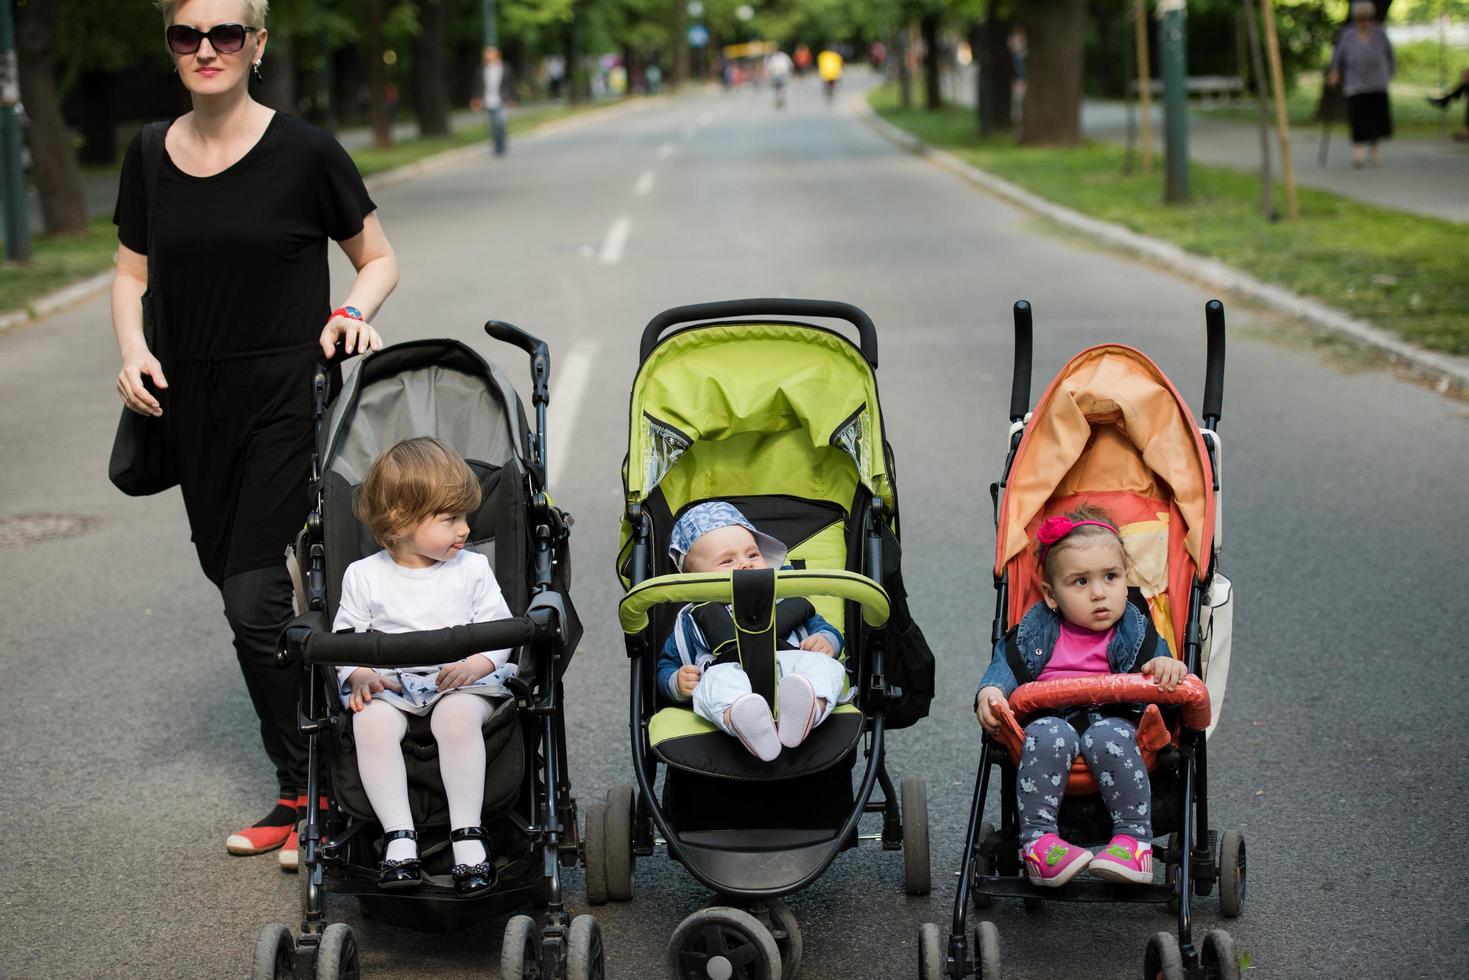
[[352, 692, 496, 865]]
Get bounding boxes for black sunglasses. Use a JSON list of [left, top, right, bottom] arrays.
[[165, 23, 258, 56]]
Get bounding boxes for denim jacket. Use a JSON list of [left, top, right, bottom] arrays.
[[976, 592, 1170, 700]]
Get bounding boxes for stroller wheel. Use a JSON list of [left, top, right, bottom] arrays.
[[975, 921, 1002, 980], [250, 923, 296, 980], [759, 898, 802, 980], [1218, 830, 1246, 919], [501, 914, 543, 980], [1201, 930, 1240, 980], [668, 906, 781, 980], [916, 922, 943, 980], [1142, 932, 1183, 980], [583, 803, 609, 906], [314, 923, 360, 980], [566, 914, 606, 980], [604, 784, 636, 902], [971, 822, 997, 910], [901, 775, 931, 896]]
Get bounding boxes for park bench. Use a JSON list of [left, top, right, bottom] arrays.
[[1130, 75, 1246, 106]]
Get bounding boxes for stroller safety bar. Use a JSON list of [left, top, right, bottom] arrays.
[[300, 616, 544, 668], [1008, 674, 1212, 730], [618, 568, 890, 634]]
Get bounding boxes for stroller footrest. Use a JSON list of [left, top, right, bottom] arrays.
[[973, 875, 1175, 905]]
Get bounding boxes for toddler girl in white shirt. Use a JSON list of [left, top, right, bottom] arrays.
[[334, 436, 516, 894]]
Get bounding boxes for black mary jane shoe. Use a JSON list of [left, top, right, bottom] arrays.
[[378, 829, 422, 890], [450, 826, 497, 896]]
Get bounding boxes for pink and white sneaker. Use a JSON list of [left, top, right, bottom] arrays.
[[1023, 833, 1092, 887], [1088, 834, 1154, 884]]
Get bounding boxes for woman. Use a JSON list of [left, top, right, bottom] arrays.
[[1328, 1, 1395, 168], [111, 0, 398, 871]]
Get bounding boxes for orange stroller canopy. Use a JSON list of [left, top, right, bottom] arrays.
[[995, 344, 1216, 644]]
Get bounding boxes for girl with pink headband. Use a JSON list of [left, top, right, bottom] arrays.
[[974, 504, 1190, 887]]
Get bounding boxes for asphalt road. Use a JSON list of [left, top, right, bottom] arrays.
[[2, 71, 1466, 979]]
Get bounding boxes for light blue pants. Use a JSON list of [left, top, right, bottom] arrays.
[[486, 107, 507, 156]]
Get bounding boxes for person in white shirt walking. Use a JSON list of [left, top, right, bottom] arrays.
[[473, 45, 515, 157]]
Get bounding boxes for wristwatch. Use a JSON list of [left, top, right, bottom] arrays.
[[332, 305, 364, 321]]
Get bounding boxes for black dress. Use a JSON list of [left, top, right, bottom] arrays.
[[114, 113, 375, 585]]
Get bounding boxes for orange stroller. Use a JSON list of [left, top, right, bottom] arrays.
[[920, 301, 1242, 979]]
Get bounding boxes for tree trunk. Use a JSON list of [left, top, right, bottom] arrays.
[[1018, 0, 1086, 145], [921, 12, 942, 110], [367, 0, 392, 149], [15, 0, 86, 235], [256, 32, 296, 114], [414, 0, 449, 136], [986, 4, 1013, 131], [673, 0, 688, 89]]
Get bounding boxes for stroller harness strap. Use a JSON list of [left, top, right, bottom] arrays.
[[690, 567, 816, 709]]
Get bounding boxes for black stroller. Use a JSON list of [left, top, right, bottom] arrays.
[[592, 299, 936, 979], [922, 302, 1243, 979], [251, 323, 600, 979]]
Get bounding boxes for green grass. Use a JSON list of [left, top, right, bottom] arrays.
[[349, 102, 589, 177], [0, 217, 119, 317], [870, 85, 1468, 355], [1197, 72, 1460, 139], [1, 100, 615, 319]]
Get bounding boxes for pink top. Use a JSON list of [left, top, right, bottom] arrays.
[[1037, 621, 1114, 681]]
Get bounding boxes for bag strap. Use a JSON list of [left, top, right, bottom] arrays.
[[139, 121, 168, 292]]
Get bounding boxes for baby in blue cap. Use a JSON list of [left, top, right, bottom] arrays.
[[657, 501, 849, 761]]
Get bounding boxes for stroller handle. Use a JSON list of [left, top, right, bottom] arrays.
[[302, 617, 539, 668], [619, 568, 890, 634], [1009, 300, 1033, 422], [639, 298, 879, 368], [1202, 300, 1226, 428]]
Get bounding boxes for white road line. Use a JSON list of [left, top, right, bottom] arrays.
[[546, 340, 598, 490], [634, 169, 656, 196], [657, 143, 675, 160], [598, 215, 632, 265]]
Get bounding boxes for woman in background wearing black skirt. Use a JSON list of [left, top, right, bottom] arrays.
[[110, 0, 398, 871], [1328, 1, 1396, 168]]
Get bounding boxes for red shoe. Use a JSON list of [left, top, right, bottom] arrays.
[[226, 797, 297, 856], [278, 828, 300, 871], [279, 795, 331, 871]]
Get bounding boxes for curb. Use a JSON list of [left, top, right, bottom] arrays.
[[0, 97, 661, 337], [857, 102, 1469, 394]]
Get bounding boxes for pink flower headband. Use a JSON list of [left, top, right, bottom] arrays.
[[1036, 515, 1119, 564]]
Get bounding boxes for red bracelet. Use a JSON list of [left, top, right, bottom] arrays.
[[331, 305, 364, 322]]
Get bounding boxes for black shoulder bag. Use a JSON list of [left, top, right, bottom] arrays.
[[108, 121, 178, 496]]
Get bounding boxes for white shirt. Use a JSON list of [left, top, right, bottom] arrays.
[[333, 549, 515, 698], [482, 62, 506, 110]]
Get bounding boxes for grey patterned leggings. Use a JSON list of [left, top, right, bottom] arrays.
[[1017, 715, 1151, 843]]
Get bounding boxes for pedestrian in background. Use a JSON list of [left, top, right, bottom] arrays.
[[1328, 1, 1395, 168], [1427, 67, 1469, 142], [473, 46, 515, 157], [110, 0, 398, 870]]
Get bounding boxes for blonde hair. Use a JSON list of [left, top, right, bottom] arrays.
[[354, 437, 481, 549], [156, 0, 269, 28], [1038, 503, 1125, 584]]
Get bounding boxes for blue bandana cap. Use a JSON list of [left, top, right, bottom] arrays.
[[668, 501, 788, 572]]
